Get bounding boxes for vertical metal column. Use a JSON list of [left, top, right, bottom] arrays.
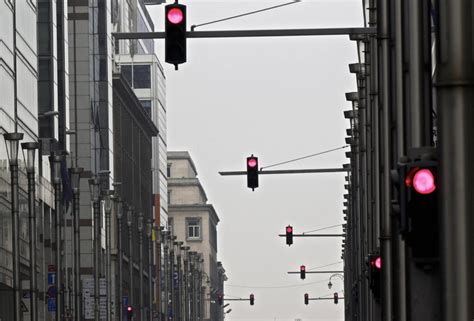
[[436, 0, 474, 320], [377, 0, 393, 320], [127, 207, 135, 317], [117, 201, 124, 321], [393, 0, 407, 320], [105, 192, 113, 321], [138, 213, 144, 321], [182, 247, 190, 321], [51, 155, 65, 321], [147, 220, 153, 321]]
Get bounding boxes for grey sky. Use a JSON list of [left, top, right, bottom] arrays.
[[149, 1, 362, 320]]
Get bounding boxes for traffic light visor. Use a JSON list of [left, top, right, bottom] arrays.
[[247, 158, 257, 168], [167, 8, 184, 24]]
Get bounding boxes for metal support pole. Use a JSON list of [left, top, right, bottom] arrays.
[[436, 0, 474, 320], [51, 155, 65, 321], [117, 203, 124, 321], [161, 232, 169, 321], [175, 242, 183, 321], [105, 192, 112, 321], [182, 247, 189, 321], [169, 237, 175, 321], [8, 137, 21, 321], [138, 213, 144, 321], [127, 207, 134, 318], [93, 198, 101, 321], [20, 143, 40, 319], [73, 178, 82, 321], [377, 0, 393, 320], [147, 221, 153, 321]]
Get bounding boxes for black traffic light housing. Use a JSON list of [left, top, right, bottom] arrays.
[[300, 265, 306, 280], [217, 293, 224, 305], [165, 2, 187, 69], [285, 225, 293, 246], [392, 148, 439, 262], [333, 292, 339, 304], [247, 155, 259, 190], [250, 293, 254, 305], [368, 254, 381, 301], [304, 293, 309, 305]]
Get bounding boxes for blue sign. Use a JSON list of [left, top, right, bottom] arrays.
[[47, 298, 56, 312], [47, 286, 57, 298], [48, 272, 56, 285], [122, 296, 129, 307]]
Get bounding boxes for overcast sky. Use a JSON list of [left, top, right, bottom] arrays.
[[149, 1, 362, 320]]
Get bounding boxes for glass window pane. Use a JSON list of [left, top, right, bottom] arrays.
[[133, 65, 150, 88]]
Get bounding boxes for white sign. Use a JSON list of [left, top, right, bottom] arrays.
[[82, 277, 108, 320]]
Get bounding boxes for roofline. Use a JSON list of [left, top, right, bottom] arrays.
[[168, 151, 199, 176]]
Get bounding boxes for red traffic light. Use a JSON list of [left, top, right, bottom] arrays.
[[250, 293, 255, 305], [334, 292, 339, 304], [247, 157, 258, 168], [286, 226, 293, 233], [167, 8, 184, 24], [405, 167, 436, 195], [304, 293, 309, 305], [300, 265, 306, 280], [371, 256, 382, 269]]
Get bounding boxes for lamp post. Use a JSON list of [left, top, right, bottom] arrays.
[[146, 219, 153, 321], [4, 132, 24, 321], [175, 242, 183, 321], [50, 153, 65, 321], [88, 177, 101, 321], [137, 213, 144, 321], [182, 246, 190, 321], [116, 199, 124, 321], [21, 142, 39, 321], [127, 206, 134, 314], [70, 167, 83, 321], [104, 190, 113, 321], [328, 273, 344, 289]]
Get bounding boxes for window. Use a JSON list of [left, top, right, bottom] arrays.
[[167, 164, 171, 178], [186, 218, 201, 240], [140, 100, 152, 117], [133, 65, 151, 88], [121, 65, 132, 86]]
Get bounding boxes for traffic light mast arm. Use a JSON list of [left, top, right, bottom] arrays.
[[308, 297, 345, 301], [222, 298, 252, 301], [288, 270, 344, 274], [219, 168, 350, 176], [279, 233, 344, 237], [112, 27, 376, 40]]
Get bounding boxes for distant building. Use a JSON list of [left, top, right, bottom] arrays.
[[167, 151, 227, 321]]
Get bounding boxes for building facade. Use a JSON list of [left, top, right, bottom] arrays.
[[167, 151, 226, 321]]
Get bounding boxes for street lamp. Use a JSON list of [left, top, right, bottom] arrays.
[[146, 219, 153, 321], [4, 132, 24, 321], [137, 213, 144, 321], [116, 197, 124, 321], [70, 167, 83, 321], [104, 190, 113, 321], [328, 273, 344, 289], [88, 176, 101, 321], [127, 206, 135, 312], [21, 141, 39, 321], [49, 153, 64, 321]]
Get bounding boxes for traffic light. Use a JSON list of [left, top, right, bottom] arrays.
[[333, 292, 339, 304], [249, 293, 254, 305], [405, 160, 439, 260], [165, 2, 186, 69], [285, 225, 293, 246], [300, 265, 306, 280], [126, 305, 134, 320], [246, 155, 259, 190], [304, 293, 309, 305], [368, 254, 381, 300], [217, 293, 224, 305]]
